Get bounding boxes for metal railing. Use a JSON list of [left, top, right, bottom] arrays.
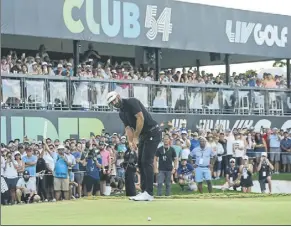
[[1, 74, 291, 116]]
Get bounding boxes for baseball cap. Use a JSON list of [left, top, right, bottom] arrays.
[[243, 155, 249, 160], [261, 152, 267, 157], [23, 170, 30, 176], [192, 132, 198, 137], [229, 158, 235, 163], [181, 130, 187, 134], [57, 145, 65, 150], [121, 136, 126, 140]]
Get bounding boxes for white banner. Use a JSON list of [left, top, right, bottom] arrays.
[[133, 85, 149, 108], [26, 80, 46, 104], [170, 88, 185, 108]]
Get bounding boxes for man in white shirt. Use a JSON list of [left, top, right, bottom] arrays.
[[16, 170, 40, 203]]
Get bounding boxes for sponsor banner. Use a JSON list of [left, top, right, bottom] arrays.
[[2, 0, 291, 58], [1, 110, 291, 144]]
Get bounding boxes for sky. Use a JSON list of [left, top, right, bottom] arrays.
[[175, 0, 288, 75]]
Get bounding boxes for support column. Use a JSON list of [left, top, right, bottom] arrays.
[[196, 59, 200, 75], [155, 48, 161, 81], [287, 59, 290, 89], [225, 54, 230, 85], [73, 40, 80, 77]]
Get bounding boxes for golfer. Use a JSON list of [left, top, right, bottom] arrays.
[[107, 91, 162, 201]]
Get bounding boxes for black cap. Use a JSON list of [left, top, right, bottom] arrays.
[[23, 170, 30, 176]]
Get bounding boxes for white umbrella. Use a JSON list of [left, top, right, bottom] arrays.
[[257, 67, 286, 79]]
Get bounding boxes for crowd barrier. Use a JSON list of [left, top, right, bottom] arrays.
[[1, 74, 291, 115]]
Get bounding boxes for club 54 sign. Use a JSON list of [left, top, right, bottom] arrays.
[[63, 0, 172, 41], [226, 20, 288, 47]]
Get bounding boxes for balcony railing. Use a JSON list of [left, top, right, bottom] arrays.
[[1, 74, 291, 116]]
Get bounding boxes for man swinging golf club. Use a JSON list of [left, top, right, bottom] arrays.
[[107, 91, 162, 201]]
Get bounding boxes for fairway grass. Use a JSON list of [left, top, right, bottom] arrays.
[[2, 196, 291, 225]]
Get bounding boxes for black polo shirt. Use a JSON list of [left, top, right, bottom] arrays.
[[225, 166, 239, 181], [119, 98, 157, 135], [155, 146, 176, 171]]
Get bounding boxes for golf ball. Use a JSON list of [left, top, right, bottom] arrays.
[[148, 217, 151, 221]]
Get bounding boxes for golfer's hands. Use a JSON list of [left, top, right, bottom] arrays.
[[154, 168, 159, 174], [128, 142, 137, 151]]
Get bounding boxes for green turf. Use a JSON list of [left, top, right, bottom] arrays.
[[2, 196, 291, 225]]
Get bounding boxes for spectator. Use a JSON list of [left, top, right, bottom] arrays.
[[213, 136, 224, 179], [154, 134, 177, 196], [192, 137, 215, 193], [22, 147, 37, 187], [3, 151, 19, 204], [10, 59, 22, 74], [232, 133, 245, 166], [36, 44, 49, 61], [239, 156, 253, 193], [177, 157, 196, 191], [221, 158, 241, 191], [54, 145, 70, 200], [257, 152, 274, 194], [281, 131, 291, 173], [16, 170, 40, 203], [254, 132, 267, 170], [14, 151, 24, 176], [84, 150, 102, 196], [268, 128, 281, 174]]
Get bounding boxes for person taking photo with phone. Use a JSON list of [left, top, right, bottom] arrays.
[[257, 152, 274, 194]]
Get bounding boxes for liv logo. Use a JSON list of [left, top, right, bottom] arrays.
[[145, 5, 173, 42], [225, 20, 288, 47]]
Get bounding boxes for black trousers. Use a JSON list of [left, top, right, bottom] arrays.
[[138, 127, 162, 196], [125, 169, 136, 196]]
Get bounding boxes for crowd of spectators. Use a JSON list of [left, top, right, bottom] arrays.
[[1, 122, 291, 205], [0, 44, 288, 89]]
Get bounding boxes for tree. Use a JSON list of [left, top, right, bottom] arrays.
[[273, 60, 286, 67]]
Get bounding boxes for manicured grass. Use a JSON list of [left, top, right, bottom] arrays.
[[2, 196, 291, 225]]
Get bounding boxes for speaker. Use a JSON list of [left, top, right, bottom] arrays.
[[209, 53, 221, 62]]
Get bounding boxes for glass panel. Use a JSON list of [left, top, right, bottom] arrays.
[[221, 89, 236, 114], [26, 80, 46, 109], [49, 81, 68, 110], [132, 84, 149, 108], [187, 87, 203, 113], [283, 91, 291, 115], [203, 88, 220, 114], [252, 90, 267, 115], [236, 89, 251, 115], [111, 82, 130, 98], [169, 86, 186, 113], [151, 85, 168, 112], [268, 91, 284, 115], [71, 81, 90, 110], [1, 78, 21, 108], [91, 82, 110, 110]]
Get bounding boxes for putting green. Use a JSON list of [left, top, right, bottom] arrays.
[[1, 196, 291, 225]]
